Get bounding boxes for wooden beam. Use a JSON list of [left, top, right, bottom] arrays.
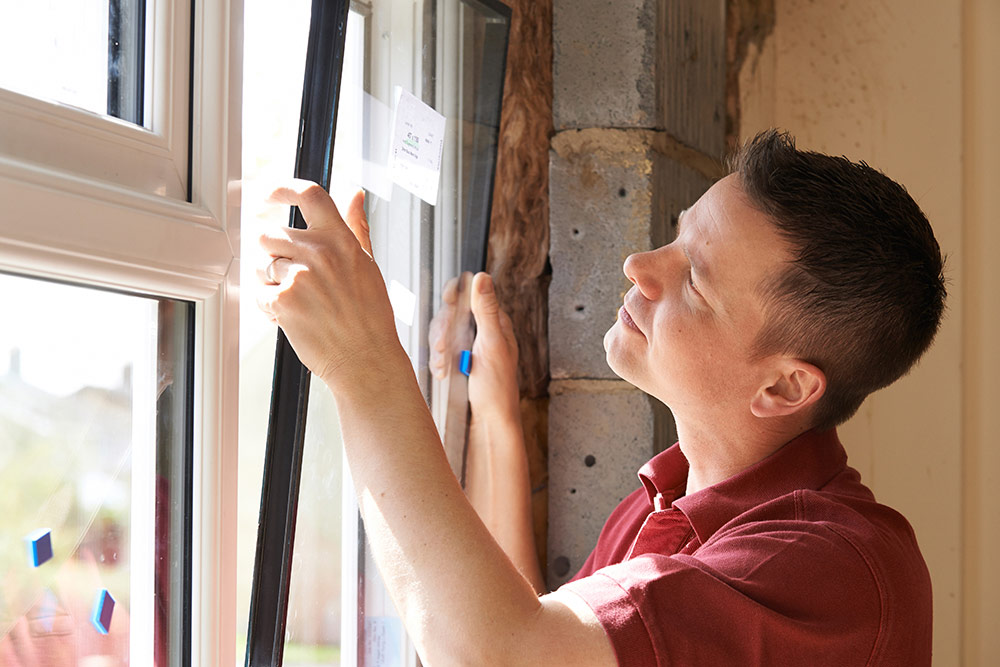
[[487, 0, 553, 571]]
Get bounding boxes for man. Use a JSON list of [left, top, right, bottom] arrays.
[[257, 130, 944, 665]]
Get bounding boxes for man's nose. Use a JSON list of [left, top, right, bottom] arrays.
[[623, 250, 662, 301]]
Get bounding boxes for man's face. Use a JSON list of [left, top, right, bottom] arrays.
[[604, 175, 792, 423]]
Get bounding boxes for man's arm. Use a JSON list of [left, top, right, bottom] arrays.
[[257, 183, 615, 665], [466, 402, 546, 594], [429, 272, 546, 594]]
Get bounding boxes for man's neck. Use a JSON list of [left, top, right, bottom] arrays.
[[677, 416, 811, 496]]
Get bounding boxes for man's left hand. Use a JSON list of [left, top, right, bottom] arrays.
[[256, 180, 402, 390]]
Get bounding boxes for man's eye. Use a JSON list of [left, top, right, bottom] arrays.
[[687, 270, 701, 296]]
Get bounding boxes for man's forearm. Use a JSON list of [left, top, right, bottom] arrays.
[[466, 409, 546, 594], [325, 349, 544, 664]]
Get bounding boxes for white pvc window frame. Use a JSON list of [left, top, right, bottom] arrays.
[[0, 0, 242, 664], [0, 0, 193, 200]]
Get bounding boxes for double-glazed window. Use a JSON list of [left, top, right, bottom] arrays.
[[0, 0, 240, 665], [0, 275, 193, 666], [0, 0, 508, 664], [240, 1, 510, 665]]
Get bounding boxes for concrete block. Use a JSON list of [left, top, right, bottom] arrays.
[[553, 0, 659, 129], [548, 129, 717, 380], [546, 379, 665, 589], [554, 0, 728, 159], [549, 129, 657, 380]]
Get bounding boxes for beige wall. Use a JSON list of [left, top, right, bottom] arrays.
[[739, 1, 999, 663]]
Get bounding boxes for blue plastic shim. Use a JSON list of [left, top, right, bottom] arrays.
[[459, 350, 472, 376], [25, 528, 53, 567], [91, 589, 115, 635]]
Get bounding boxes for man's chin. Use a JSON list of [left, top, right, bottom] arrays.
[[604, 344, 672, 404], [604, 342, 635, 385]]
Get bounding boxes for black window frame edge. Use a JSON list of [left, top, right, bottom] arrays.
[[458, 0, 512, 274], [179, 301, 196, 667], [244, 1, 352, 666]]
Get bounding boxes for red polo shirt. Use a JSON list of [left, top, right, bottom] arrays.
[[560, 429, 932, 666]]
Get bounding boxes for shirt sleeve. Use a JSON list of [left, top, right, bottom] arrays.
[[559, 521, 882, 667]]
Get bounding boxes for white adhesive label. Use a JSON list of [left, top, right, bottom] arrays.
[[364, 616, 403, 667], [389, 87, 446, 205], [388, 280, 417, 327]]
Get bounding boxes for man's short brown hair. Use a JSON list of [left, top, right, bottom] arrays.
[[731, 130, 947, 430]]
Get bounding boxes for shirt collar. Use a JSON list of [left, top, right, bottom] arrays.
[[637, 429, 847, 544]]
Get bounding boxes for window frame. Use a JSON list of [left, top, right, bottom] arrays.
[[0, 0, 193, 200], [0, 0, 243, 664]]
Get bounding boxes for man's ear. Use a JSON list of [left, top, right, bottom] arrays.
[[750, 359, 826, 419]]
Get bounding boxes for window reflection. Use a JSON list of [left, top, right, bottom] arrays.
[[0, 0, 146, 124], [0, 273, 191, 665]]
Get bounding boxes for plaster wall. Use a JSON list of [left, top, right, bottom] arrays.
[[739, 0, 999, 662]]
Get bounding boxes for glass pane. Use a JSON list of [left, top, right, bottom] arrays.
[[453, 0, 510, 273], [0, 272, 191, 665], [236, 0, 311, 662], [274, 10, 371, 666], [240, 0, 509, 664], [0, 0, 146, 125], [283, 383, 343, 666]]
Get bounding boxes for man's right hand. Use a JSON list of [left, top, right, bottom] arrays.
[[429, 272, 521, 426]]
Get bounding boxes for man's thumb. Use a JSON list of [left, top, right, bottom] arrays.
[[470, 272, 500, 329], [345, 189, 373, 258]]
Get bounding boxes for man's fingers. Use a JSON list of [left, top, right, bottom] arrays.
[[267, 180, 345, 231], [344, 189, 374, 258], [258, 228, 301, 259], [442, 276, 459, 305], [458, 271, 473, 300], [268, 182, 376, 260], [256, 257, 295, 285], [255, 285, 281, 318]]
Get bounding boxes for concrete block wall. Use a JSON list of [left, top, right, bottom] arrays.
[[547, 0, 728, 588], [549, 129, 664, 380], [548, 381, 660, 581]]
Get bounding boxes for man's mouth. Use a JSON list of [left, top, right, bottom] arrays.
[[619, 305, 643, 337]]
